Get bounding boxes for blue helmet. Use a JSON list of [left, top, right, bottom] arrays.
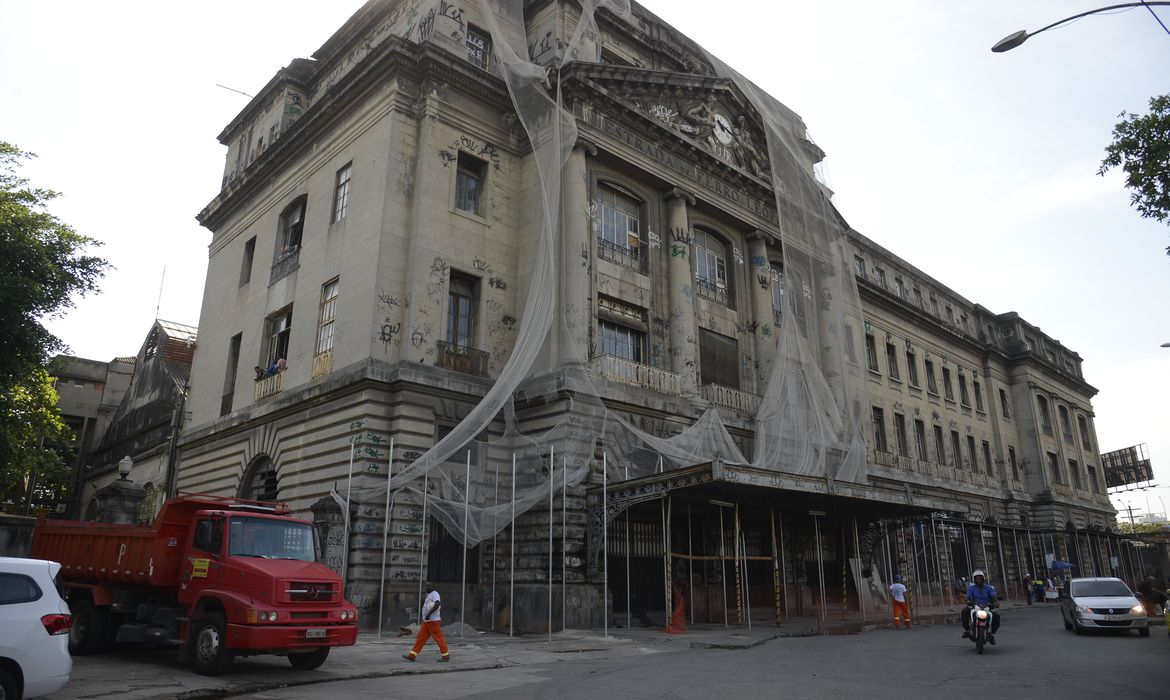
[[893, 575, 902, 582]]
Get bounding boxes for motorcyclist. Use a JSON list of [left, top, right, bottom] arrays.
[[960, 570, 1000, 644]]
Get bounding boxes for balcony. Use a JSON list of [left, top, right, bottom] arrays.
[[695, 278, 731, 306], [873, 450, 899, 468], [594, 354, 681, 395], [701, 383, 760, 416], [436, 340, 489, 377], [270, 247, 301, 285], [596, 238, 645, 273], [311, 349, 333, 381], [254, 370, 285, 401]]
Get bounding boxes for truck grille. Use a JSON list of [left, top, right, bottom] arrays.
[[284, 581, 338, 603]]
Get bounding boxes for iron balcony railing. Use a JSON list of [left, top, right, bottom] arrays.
[[594, 354, 681, 395], [436, 340, 490, 377]]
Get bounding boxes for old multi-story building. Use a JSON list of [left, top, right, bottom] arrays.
[[180, 0, 1125, 631]]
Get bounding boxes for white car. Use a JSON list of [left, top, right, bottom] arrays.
[[0, 557, 73, 699], [1058, 576, 1149, 636]]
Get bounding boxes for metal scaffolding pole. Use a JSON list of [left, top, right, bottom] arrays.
[[773, 510, 783, 624], [491, 456, 499, 632], [852, 518, 865, 619], [734, 503, 743, 626], [377, 438, 395, 639], [778, 510, 789, 620], [547, 446, 553, 643], [813, 514, 826, 625], [719, 505, 728, 628], [688, 503, 695, 626], [417, 470, 428, 624], [561, 455, 566, 631], [995, 526, 1009, 599], [602, 451, 608, 638], [462, 450, 470, 637], [510, 454, 515, 638]]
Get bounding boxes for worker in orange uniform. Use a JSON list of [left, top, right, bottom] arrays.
[[665, 578, 687, 634], [889, 574, 911, 628], [403, 582, 450, 662]]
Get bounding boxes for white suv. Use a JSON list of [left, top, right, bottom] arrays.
[[0, 557, 73, 699]]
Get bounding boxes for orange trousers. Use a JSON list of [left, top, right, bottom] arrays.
[[408, 620, 449, 658], [891, 599, 911, 627]]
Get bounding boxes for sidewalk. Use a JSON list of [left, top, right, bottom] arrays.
[[51, 600, 1036, 700]]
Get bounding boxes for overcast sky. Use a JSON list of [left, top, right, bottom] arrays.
[[2, 1, 1168, 521]]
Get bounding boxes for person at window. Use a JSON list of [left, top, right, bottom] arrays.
[[254, 365, 266, 381], [275, 358, 287, 372], [266, 361, 278, 376]]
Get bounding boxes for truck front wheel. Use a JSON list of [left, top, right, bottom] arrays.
[[288, 647, 330, 670], [190, 612, 235, 675]]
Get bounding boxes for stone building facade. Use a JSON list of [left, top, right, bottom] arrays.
[[180, 1, 1124, 631]]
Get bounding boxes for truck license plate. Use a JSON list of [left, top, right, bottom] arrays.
[[305, 628, 327, 638]]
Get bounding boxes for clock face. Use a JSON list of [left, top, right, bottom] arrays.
[[713, 112, 734, 145]]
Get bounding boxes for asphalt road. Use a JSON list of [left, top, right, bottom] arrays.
[[228, 605, 1170, 700]]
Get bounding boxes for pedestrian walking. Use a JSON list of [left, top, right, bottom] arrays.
[[1024, 571, 1033, 605], [889, 575, 911, 628], [403, 582, 450, 662]]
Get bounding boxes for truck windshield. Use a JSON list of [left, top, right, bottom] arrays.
[[228, 517, 316, 561]]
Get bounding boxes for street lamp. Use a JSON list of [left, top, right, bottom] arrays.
[[992, 2, 1170, 52]]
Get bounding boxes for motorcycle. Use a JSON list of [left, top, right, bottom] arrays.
[[968, 604, 996, 654]]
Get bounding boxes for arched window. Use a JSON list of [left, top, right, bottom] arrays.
[[240, 456, 278, 503], [280, 198, 306, 252], [694, 229, 732, 306], [1037, 395, 1052, 435], [593, 182, 645, 273]]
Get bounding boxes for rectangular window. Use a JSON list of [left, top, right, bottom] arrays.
[[699, 329, 740, 389], [871, 407, 888, 453], [332, 162, 352, 224], [894, 276, 906, 298], [950, 430, 962, 467], [447, 272, 478, 347], [959, 373, 970, 406], [694, 231, 732, 306], [1069, 459, 1082, 489], [905, 347, 919, 386], [1008, 446, 1019, 480], [894, 413, 908, 457], [1077, 415, 1092, 450], [597, 320, 645, 363], [885, 342, 900, 381], [853, 255, 865, 276], [266, 309, 292, 368], [933, 425, 946, 464], [966, 435, 977, 471], [240, 236, 255, 287], [317, 278, 339, 354], [914, 419, 928, 461], [1087, 464, 1099, 493], [455, 152, 486, 214], [865, 333, 879, 372], [925, 359, 938, 394], [982, 440, 992, 476], [1048, 451, 1061, 485], [594, 184, 643, 272], [222, 332, 241, 416], [912, 287, 923, 307], [844, 325, 857, 363], [973, 380, 984, 412], [1059, 406, 1073, 444], [466, 25, 491, 70], [999, 388, 1011, 418], [942, 366, 954, 401]]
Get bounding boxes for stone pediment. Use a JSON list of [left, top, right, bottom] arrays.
[[566, 65, 770, 181]]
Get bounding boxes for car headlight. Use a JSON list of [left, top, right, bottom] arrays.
[[1131, 604, 1146, 616], [1075, 605, 1093, 614]]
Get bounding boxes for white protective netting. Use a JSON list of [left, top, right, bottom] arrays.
[[341, 0, 869, 548]]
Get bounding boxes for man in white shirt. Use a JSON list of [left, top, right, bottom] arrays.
[[403, 582, 450, 662], [889, 575, 911, 628]]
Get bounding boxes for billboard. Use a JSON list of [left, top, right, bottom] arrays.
[[1101, 443, 1154, 489]]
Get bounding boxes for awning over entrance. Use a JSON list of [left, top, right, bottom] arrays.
[[587, 459, 967, 562]]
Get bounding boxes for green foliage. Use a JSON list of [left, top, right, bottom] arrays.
[[0, 142, 108, 513], [1099, 94, 1170, 255], [0, 366, 73, 512]]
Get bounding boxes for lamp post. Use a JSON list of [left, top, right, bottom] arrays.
[[992, 2, 1170, 52]]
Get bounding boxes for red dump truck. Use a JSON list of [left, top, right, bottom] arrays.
[[31, 494, 359, 675]]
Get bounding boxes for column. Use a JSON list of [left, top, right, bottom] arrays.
[[664, 188, 698, 398], [557, 142, 595, 368], [747, 232, 778, 389]]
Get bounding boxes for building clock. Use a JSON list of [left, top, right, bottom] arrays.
[[713, 112, 734, 145]]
